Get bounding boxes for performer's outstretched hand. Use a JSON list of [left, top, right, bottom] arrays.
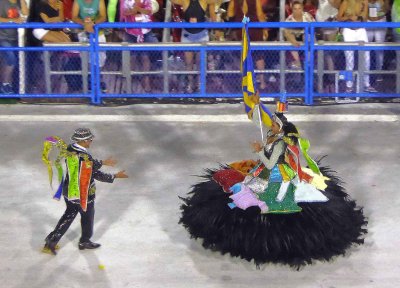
[[103, 157, 117, 167], [115, 170, 129, 179]]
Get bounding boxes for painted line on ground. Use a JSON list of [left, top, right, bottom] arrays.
[[0, 114, 398, 122]]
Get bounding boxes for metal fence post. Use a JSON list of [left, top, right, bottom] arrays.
[[317, 42, 324, 93], [279, 50, 286, 94], [93, 31, 101, 104], [87, 33, 95, 103], [82, 51, 89, 94], [306, 24, 313, 105], [397, 50, 400, 94], [199, 44, 206, 95], [162, 50, 169, 93], [44, 50, 51, 94], [122, 47, 132, 94], [358, 42, 365, 93]]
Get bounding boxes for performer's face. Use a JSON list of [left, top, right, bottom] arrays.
[[271, 121, 281, 135], [79, 138, 93, 148]]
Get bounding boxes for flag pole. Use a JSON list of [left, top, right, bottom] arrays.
[[256, 92, 264, 143], [242, 16, 271, 143]]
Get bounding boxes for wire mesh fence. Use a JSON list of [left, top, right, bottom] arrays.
[[0, 22, 400, 104]]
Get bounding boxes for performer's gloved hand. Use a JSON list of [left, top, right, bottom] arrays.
[[102, 157, 117, 167], [114, 170, 129, 178]]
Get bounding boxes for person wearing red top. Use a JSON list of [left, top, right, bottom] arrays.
[[63, 0, 74, 20]]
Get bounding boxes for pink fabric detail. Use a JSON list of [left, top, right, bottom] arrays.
[[212, 169, 245, 193], [120, 0, 152, 39], [229, 184, 268, 212]]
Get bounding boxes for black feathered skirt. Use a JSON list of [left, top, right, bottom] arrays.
[[179, 165, 367, 268]]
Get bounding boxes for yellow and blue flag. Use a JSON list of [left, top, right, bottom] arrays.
[[241, 17, 273, 127]]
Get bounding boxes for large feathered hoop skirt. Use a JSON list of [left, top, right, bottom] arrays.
[[180, 165, 367, 268]]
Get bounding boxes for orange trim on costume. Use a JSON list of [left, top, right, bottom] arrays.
[[286, 145, 313, 183], [229, 160, 258, 174], [79, 160, 93, 211]]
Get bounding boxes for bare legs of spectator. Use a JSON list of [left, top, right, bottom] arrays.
[[322, 31, 336, 71], [322, 32, 336, 92], [289, 51, 301, 69], [141, 54, 152, 92], [256, 58, 267, 90], [1, 65, 13, 84], [130, 54, 152, 93], [184, 51, 198, 93]]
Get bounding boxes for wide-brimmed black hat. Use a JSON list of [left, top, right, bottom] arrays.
[[71, 128, 94, 142]]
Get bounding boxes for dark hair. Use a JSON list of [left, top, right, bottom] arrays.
[[292, 1, 304, 7], [274, 112, 287, 124], [274, 112, 299, 143]]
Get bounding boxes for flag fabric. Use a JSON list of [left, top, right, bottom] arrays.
[[241, 17, 273, 127]]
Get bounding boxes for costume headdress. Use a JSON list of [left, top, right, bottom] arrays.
[[71, 128, 94, 142]]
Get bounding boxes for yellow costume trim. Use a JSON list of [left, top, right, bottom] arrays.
[[302, 167, 330, 191], [278, 164, 291, 182]]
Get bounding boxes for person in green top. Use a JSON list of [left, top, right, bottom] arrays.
[[71, 0, 108, 92], [72, 0, 107, 33]]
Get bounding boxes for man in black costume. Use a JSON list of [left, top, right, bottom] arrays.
[[43, 128, 128, 255]]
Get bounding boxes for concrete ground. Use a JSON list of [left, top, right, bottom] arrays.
[[0, 102, 399, 288]]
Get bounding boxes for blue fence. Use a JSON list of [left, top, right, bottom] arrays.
[[0, 21, 399, 104]]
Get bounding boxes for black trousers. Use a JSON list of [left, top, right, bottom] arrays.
[[46, 197, 95, 244]]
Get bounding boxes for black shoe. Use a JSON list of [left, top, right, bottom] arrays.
[[100, 82, 107, 93], [43, 238, 57, 255], [78, 241, 101, 250], [1, 83, 13, 94]]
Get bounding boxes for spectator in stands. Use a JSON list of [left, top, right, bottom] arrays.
[[72, 0, 107, 34], [227, 0, 268, 90], [286, 0, 317, 18], [263, 0, 279, 41], [170, 0, 216, 93], [0, 0, 28, 94], [32, 0, 71, 43], [63, 0, 74, 20], [284, 1, 314, 70], [316, 0, 340, 39], [120, 0, 159, 92], [392, 0, 400, 42], [316, 0, 341, 92], [72, 0, 108, 92], [367, 0, 387, 82], [303, 0, 317, 18], [337, 0, 377, 92]]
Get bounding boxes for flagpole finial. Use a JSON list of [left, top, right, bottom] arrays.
[[242, 16, 250, 24]]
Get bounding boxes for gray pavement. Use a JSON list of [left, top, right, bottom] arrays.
[[0, 102, 399, 288]]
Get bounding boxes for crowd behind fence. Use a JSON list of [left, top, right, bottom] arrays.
[[0, 22, 400, 105]]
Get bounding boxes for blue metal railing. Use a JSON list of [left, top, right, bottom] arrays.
[[0, 21, 399, 104]]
